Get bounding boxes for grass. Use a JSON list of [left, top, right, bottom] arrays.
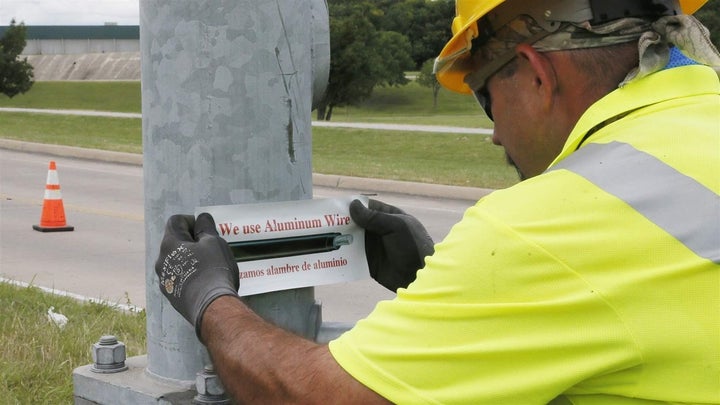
[[0, 81, 142, 113], [0, 112, 143, 154], [314, 128, 515, 189], [331, 82, 493, 128], [0, 81, 518, 188], [0, 282, 146, 404]]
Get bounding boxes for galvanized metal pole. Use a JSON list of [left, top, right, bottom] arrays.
[[141, 0, 328, 383]]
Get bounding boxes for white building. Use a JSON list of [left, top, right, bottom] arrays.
[[0, 24, 140, 80]]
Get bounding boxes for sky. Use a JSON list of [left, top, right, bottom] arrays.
[[0, 0, 140, 26]]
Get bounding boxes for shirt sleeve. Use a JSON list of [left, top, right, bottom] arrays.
[[329, 201, 640, 405]]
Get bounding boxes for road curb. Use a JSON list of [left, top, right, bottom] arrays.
[[0, 139, 492, 202], [0, 138, 143, 165], [312, 173, 492, 201]]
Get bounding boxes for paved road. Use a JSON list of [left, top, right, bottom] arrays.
[[0, 148, 478, 322]]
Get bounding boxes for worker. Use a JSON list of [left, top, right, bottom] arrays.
[[155, 0, 720, 403]]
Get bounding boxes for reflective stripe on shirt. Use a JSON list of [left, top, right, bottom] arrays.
[[549, 141, 720, 264]]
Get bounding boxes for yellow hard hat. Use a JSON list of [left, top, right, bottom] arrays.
[[435, 0, 709, 94], [680, 0, 707, 14]]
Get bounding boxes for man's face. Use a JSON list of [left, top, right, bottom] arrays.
[[482, 57, 564, 181]]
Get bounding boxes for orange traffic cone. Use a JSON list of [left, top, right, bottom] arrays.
[[33, 161, 74, 232]]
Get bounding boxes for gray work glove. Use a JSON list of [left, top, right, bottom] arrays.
[[155, 213, 240, 342], [350, 199, 434, 292]]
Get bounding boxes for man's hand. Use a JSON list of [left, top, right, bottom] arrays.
[[155, 213, 240, 341], [350, 199, 434, 292]]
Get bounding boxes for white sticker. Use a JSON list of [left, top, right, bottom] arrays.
[[196, 195, 370, 296]]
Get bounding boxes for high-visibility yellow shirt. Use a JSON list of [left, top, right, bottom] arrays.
[[329, 64, 720, 404]]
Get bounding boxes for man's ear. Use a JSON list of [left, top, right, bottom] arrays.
[[515, 43, 557, 111]]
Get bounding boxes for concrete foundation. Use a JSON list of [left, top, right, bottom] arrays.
[[73, 356, 196, 405]]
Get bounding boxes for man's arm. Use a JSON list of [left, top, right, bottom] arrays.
[[202, 296, 390, 404], [155, 213, 390, 402]]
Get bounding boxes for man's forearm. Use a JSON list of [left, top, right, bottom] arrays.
[[202, 295, 390, 404]]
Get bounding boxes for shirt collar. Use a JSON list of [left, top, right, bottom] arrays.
[[549, 64, 720, 169]]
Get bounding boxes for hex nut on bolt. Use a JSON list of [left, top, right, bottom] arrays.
[[91, 335, 128, 374], [194, 365, 230, 405]]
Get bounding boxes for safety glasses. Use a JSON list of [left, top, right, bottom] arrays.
[[472, 86, 493, 121]]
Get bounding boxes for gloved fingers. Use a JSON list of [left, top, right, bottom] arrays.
[[162, 214, 197, 244], [216, 241, 240, 291], [349, 199, 373, 227], [350, 199, 402, 234], [350, 200, 391, 235], [229, 255, 240, 290], [194, 212, 220, 239], [194, 212, 240, 290]]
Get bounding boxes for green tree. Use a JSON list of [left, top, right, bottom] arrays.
[[380, 0, 455, 69], [695, 0, 720, 47], [417, 58, 441, 109], [0, 19, 34, 98], [316, 1, 414, 121], [374, 31, 415, 86]]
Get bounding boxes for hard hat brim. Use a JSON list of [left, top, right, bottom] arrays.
[[435, 0, 506, 94]]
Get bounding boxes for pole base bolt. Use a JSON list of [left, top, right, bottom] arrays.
[[91, 335, 128, 374], [194, 365, 230, 404]]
